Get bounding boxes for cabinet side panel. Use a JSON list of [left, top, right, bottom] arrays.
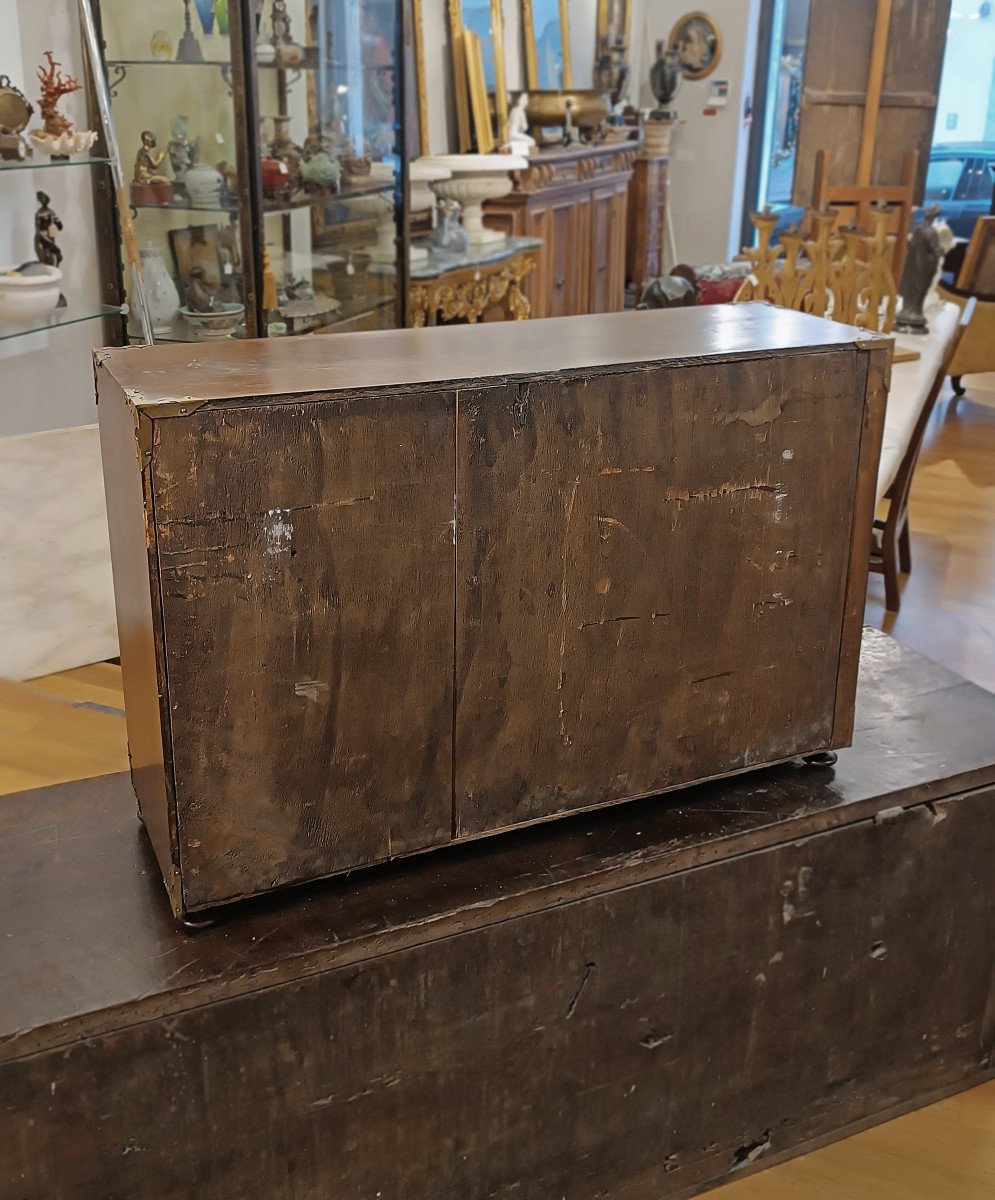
[[152, 391, 456, 910], [833, 345, 890, 745], [95, 365, 179, 911], [456, 351, 866, 834]]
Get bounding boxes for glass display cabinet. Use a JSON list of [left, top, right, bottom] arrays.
[[93, 0, 408, 342]]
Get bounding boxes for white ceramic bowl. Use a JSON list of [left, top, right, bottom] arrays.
[[0, 265, 63, 325], [180, 302, 245, 340]]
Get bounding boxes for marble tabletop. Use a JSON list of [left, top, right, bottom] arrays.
[[410, 237, 544, 281]]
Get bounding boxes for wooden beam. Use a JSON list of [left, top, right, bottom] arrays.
[[856, 0, 893, 185]]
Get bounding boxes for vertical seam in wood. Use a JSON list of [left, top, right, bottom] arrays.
[[452, 389, 460, 840]]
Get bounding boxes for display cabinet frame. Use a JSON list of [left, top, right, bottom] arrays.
[[90, 0, 410, 345]]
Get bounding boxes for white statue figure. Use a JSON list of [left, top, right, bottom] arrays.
[[506, 93, 536, 155]]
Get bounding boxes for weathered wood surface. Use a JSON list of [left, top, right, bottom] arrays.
[[151, 392, 456, 910], [455, 351, 868, 834], [97, 307, 889, 913], [1, 633, 994, 1200], [96, 305, 879, 410]]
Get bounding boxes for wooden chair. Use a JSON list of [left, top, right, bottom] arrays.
[[869, 307, 967, 612], [811, 148, 918, 282], [937, 216, 995, 397]]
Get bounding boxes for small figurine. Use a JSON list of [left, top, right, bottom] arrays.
[[562, 97, 578, 148], [33, 191, 63, 268], [29, 51, 97, 157], [340, 151, 372, 189], [270, 116, 303, 190], [896, 205, 953, 334], [167, 115, 200, 187], [271, 0, 303, 66], [131, 130, 174, 205], [183, 264, 218, 313], [301, 129, 340, 194], [506, 94, 536, 156]]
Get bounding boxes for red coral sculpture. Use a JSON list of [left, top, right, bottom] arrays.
[[37, 51, 81, 137]]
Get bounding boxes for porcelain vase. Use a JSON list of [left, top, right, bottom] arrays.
[[139, 244, 180, 335]]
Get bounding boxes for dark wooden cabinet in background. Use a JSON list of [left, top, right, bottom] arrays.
[[483, 143, 635, 318], [97, 306, 889, 916], [626, 153, 670, 298]]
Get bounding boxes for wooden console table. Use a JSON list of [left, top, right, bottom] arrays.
[[483, 143, 636, 319], [3, 631, 994, 1198], [408, 237, 542, 327]]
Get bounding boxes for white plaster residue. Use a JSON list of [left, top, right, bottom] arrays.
[[265, 508, 293, 556], [782, 449, 794, 460], [295, 681, 329, 702]]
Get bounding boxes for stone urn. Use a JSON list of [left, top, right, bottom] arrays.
[[409, 159, 452, 263], [422, 154, 528, 246], [649, 42, 683, 118]]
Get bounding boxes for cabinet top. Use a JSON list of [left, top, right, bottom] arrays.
[[97, 304, 889, 414]]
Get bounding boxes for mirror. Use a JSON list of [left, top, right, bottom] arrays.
[[448, 0, 510, 151], [521, 0, 573, 91]]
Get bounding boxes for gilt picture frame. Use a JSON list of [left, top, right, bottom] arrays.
[[521, 0, 573, 91], [464, 28, 495, 153], [449, 0, 509, 151], [597, 0, 631, 52]]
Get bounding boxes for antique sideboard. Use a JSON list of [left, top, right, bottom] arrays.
[[483, 143, 636, 318], [96, 305, 889, 917]]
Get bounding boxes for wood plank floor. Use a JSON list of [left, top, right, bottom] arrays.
[[0, 373, 993, 1196]]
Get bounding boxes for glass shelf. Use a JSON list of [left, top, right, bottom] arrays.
[[105, 51, 319, 71], [131, 181, 394, 217], [0, 303, 122, 343], [0, 157, 111, 173]]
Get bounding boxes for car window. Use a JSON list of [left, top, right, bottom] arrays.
[[925, 157, 965, 201], [955, 158, 995, 202]]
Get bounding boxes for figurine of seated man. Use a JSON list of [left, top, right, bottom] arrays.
[[134, 130, 170, 185], [506, 93, 536, 155]]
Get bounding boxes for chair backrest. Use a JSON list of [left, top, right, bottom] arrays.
[[811, 148, 918, 281], [955, 216, 995, 297]]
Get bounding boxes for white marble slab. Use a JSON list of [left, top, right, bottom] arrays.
[[0, 424, 118, 680]]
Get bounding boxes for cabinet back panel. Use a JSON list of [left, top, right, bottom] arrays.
[[454, 352, 866, 834], [151, 392, 456, 909]]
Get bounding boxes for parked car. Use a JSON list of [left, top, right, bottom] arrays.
[[763, 142, 995, 245], [922, 142, 995, 238]]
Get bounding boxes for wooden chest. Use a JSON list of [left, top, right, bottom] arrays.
[[96, 305, 889, 917], [3, 633, 994, 1199]]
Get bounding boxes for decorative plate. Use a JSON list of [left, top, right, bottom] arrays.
[[0, 75, 32, 135], [668, 12, 722, 81]]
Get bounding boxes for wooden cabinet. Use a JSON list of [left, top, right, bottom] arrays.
[[97, 305, 889, 916], [484, 144, 635, 319], [626, 153, 670, 297]]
